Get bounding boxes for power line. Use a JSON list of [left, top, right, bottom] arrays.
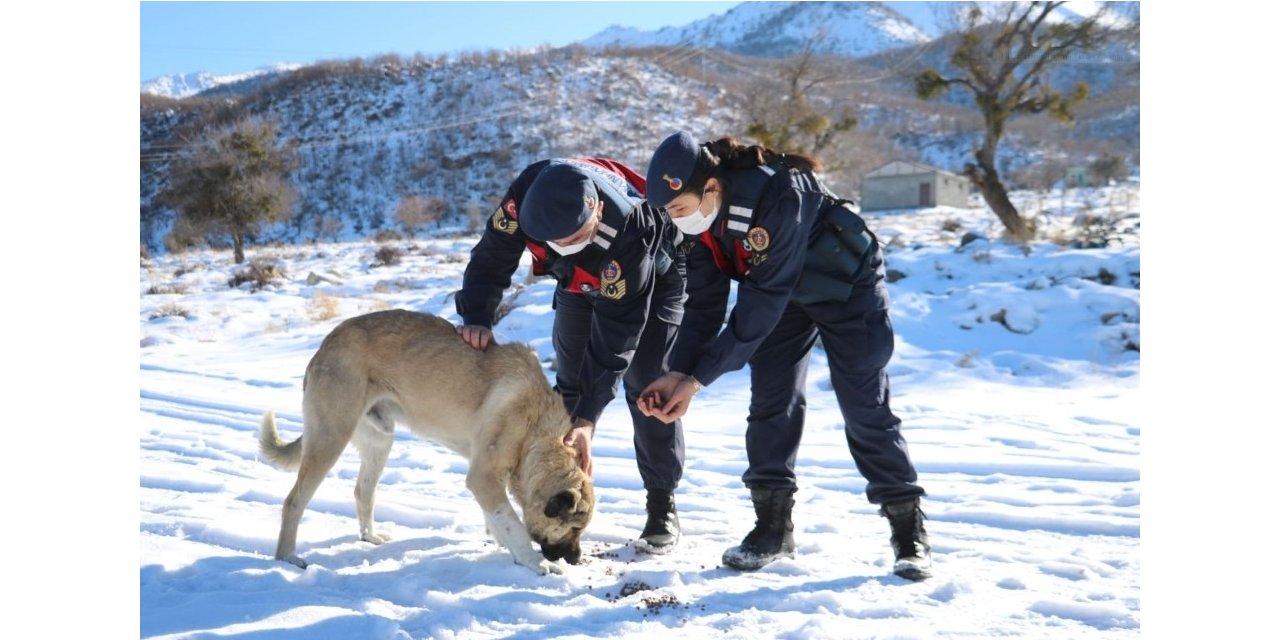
[[141, 102, 530, 163], [141, 39, 943, 165]]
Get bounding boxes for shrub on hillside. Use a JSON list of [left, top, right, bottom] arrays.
[[307, 292, 342, 322], [149, 302, 192, 320], [372, 245, 403, 267], [229, 258, 286, 291]]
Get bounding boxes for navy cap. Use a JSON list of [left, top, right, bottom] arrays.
[[646, 131, 703, 209], [521, 162, 600, 241]]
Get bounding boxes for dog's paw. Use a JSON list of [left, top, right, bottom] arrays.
[[361, 531, 392, 545], [282, 555, 308, 569], [538, 560, 565, 576], [518, 557, 564, 575]]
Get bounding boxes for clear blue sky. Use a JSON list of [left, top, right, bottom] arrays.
[[140, 1, 740, 81]]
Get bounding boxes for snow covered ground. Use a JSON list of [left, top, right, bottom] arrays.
[[138, 184, 1140, 638]]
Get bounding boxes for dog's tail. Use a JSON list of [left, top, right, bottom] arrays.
[[258, 411, 303, 471]]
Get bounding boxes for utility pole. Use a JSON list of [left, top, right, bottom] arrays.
[[701, 47, 706, 87]]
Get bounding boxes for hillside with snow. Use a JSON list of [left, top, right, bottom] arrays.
[[140, 48, 1137, 255], [141, 51, 740, 252]]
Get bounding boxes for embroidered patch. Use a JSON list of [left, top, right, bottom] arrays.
[[747, 227, 770, 251], [663, 174, 683, 191], [601, 260, 622, 284], [601, 280, 627, 300], [491, 208, 518, 234], [749, 252, 769, 267]]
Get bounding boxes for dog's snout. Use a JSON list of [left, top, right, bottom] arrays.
[[564, 546, 582, 565], [539, 541, 580, 564]]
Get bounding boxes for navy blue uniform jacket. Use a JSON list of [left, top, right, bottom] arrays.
[[671, 166, 884, 386], [456, 158, 684, 424]]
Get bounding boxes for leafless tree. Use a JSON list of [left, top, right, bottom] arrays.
[[395, 194, 447, 236], [744, 29, 857, 162]]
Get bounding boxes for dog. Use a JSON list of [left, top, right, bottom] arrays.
[[258, 309, 593, 575]]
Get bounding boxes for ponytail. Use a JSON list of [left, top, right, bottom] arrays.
[[704, 137, 825, 174]]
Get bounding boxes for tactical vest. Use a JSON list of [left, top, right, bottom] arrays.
[[698, 164, 877, 305]]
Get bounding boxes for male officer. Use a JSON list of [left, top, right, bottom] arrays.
[[456, 158, 685, 553]]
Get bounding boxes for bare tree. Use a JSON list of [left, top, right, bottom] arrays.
[[1088, 154, 1128, 185], [161, 116, 297, 263], [744, 29, 857, 162], [395, 194, 447, 236], [313, 213, 345, 243], [915, 1, 1110, 240]]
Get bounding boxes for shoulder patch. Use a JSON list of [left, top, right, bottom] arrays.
[[491, 199, 519, 235], [601, 259, 622, 284], [491, 209, 518, 234], [601, 280, 627, 300], [747, 226, 770, 251]]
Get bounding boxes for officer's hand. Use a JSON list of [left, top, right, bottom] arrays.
[[639, 373, 687, 421], [654, 376, 701, 424], [563, 418, 594, 476], [638, 390, 664, 417], [457, 325, 494, 351]]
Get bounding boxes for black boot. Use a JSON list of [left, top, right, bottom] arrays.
[[880, 498, 932, 581], [637, 488, 680, 554], [722, 487, 796, 570]]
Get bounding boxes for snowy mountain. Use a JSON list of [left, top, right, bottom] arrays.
[[887, 1, 1137, 37], [141, 63, 302, 99], [584, 1, 930, 57]]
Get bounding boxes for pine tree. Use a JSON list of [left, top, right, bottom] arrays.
[[162, 116, 297, 263]]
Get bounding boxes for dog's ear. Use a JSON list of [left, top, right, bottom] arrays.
[[544, 490, 576, 519]]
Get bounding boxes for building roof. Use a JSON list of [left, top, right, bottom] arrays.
[[863, 160, 963, 180]]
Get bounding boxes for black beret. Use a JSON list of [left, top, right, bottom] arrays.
[[645, 131, 703, 209], [521, 162, 600, 241]]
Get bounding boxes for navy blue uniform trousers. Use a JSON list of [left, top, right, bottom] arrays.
[[742, 249, 924, 505], [552, 288, 685, 491]]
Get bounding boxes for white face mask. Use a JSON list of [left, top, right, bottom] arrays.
[[547, 206, 600, 256], [548, 238, 590, 256], [670, 188, 720, 235]]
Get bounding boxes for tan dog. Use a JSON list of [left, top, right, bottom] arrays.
[[258, 310, 594, 575]]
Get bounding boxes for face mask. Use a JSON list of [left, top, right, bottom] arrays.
[[547, 207, 600, 256], [671, 188, 720, 235], [548, 238, 590, 256]]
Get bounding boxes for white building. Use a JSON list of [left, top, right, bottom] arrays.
[[860, 161, 970, 211]]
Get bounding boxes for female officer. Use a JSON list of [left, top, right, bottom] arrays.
[[455, 158, 685, 553], [639, 132, 931, 580]]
